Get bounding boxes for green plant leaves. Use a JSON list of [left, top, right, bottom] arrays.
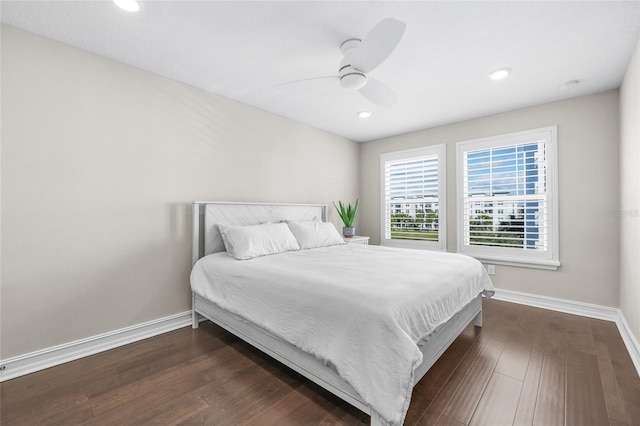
[[333, 199, 359, 227]]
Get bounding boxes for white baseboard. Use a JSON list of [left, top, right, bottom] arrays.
[[0, 311, 193, 382], [616, 311, 640, 377], [492, 288, 640, 377], [492, 288, 620, 321]]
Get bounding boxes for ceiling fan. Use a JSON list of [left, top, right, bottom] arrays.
[[277, 18, 406, 108]]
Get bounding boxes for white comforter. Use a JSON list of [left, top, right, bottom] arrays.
[[190, 244, 494, 425]]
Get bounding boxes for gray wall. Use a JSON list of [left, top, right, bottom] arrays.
[[620, 38, 640, 342], [359, 91, 621, 307], [0, 26, 359, 359]]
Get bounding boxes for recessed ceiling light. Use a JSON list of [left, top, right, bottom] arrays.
[[358, 111, 372, 119], [560, 80, 580, 90], [113, 0, 140, 12], [489, 68, 511, 80]]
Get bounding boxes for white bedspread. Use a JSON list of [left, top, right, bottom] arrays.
[[190, 244, 494, 425]]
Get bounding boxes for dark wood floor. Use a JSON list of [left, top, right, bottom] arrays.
[[2, 298, 640, 425]]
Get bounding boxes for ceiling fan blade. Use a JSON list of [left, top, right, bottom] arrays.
[[274, 75, 338, 88], [352, 18, 406, 73], [358, 77, 397, 108]]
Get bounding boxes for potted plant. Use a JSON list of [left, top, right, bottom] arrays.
[[333, 199, 359, 238]]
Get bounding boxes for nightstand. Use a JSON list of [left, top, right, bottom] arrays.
[[343, 236, 370, 245]]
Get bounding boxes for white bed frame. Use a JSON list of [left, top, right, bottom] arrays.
[[191, 201, 483, 425]]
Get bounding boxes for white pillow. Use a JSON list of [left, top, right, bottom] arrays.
[[286, 221, 345, 249], [218, 222, 300, 260]]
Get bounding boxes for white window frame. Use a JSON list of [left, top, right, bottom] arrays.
[[380, 144, 446, 251], [456, 126, 560, 270]]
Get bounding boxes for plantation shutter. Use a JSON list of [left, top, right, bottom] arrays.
[[383, 153, 440, 243], [461, 141, 549, 251]]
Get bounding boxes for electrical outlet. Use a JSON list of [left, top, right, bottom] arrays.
[[487, 264, 496, 275]]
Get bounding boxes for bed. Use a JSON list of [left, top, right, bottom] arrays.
[[190, 201, 494, 426]]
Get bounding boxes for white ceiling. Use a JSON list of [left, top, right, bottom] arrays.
[[2, 1, 640, 142]]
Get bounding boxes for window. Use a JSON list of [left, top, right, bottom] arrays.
[[380, 145, 446, 250], [457, 126, 559, 269]]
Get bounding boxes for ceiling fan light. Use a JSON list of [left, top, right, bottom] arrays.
[[113, 0, 140, 12], [340, 73, 367, 90], [489, 68, 511, 80]]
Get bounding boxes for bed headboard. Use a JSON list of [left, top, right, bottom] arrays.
[[192, 201, 327, 265]]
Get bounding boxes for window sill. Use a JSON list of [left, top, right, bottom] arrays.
[[381, 239, 446, 252], [465, 254, 560, 271]]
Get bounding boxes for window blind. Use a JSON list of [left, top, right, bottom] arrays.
[[462, 141, 548, 251], [383, 154, 440, 242]]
